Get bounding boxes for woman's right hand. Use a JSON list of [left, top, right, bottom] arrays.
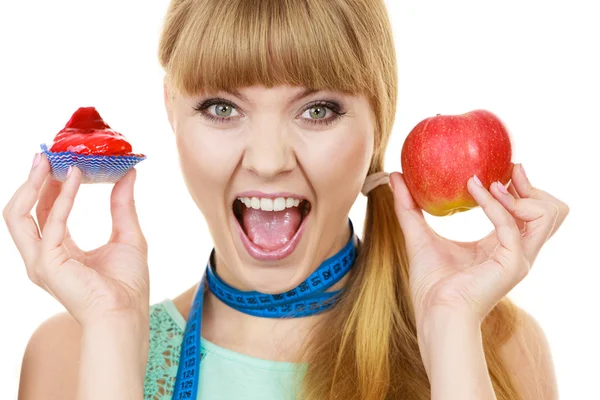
[[3, 153, 149, 329]]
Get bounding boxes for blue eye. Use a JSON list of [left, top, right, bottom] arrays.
[[193, 98, 347, 126]]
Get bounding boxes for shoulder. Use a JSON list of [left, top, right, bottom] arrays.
[[18, 298, 188, 400], [497, 306, 558, 400], [19, 311, 82, 399]]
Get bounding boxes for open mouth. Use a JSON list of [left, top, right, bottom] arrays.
[[232, 196, 312, 260]]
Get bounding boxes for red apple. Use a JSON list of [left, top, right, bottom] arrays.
[[400, 109, 514, 217]]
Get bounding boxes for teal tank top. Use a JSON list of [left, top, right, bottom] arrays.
[[143, 299, 307, 399]]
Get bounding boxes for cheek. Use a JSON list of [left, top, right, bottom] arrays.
[[300, 124, 373, 201], [175, 120, 243, 204], [339, 132, 373, 178], [324, 127, 372, 178]]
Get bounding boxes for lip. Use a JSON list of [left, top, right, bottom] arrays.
[[233, 207, 309, 262]]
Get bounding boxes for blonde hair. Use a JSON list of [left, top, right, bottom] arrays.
[[158, 0, 523, 398]]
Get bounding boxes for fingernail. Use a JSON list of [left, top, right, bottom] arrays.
[[32, 153, 41, 169], [497, 181, 509, 194], [520, 164, 527, 179], [67, 166, 73, 178], [473, 174, 483, 187]]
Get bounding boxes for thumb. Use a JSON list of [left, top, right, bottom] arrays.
[[110, 168, 145, 246], [390, 172, 434, 256]]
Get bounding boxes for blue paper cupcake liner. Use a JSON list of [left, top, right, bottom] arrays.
[[41, 143, 146, 184]]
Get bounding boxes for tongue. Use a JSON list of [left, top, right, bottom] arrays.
[[242, 206, 302, 250]]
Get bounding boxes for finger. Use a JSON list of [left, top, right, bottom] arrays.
[[109, 168, 146, 247], [36, 175, 72, 238], [504, 180, 526, 233], [490, 181, 558, 264], [41, 166, 82, 252], [41, 258, 97, 320], [37, 175, 82, 255], [4, 153, 51, 224], [467, 175, 522, 255], [511, 163, 569, 237], [465, 257, 529, 319], [390, 172, 435, 257], [506, 179, 520, 199], [2, 153, 51, 266]]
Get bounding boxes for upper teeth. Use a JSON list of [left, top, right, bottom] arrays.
[[237, 197, 301, 211]]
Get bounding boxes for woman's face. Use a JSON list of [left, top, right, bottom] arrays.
[[164, 83, 374, 293]]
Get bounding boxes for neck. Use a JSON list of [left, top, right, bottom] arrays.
[[201, 220, 355, 362]]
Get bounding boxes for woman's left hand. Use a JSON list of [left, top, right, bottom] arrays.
[[390, 163, 569, 328]]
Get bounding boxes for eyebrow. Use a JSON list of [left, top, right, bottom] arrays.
[[224, 88, 319, 105]]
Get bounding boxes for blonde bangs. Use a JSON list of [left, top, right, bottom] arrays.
[[159, 0, 378, 97]]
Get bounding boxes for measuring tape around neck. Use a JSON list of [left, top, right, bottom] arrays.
[[171, 219, 359, 399]]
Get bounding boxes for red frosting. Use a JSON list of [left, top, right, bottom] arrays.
[[50, 107, 139, 156]]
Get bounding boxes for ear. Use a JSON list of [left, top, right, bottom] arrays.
[[163, 76, 175, 132]]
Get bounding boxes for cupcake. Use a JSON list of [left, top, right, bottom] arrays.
[[41, 107, 146, 183]]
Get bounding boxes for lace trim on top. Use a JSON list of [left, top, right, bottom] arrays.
[[143, 301, 184, 400]]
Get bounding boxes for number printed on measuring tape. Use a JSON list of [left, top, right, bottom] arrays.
[[172, 277, 207, 400]]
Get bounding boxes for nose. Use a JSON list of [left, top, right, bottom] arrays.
[[241, 125, 296, 179]]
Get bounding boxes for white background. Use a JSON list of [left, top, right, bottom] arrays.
[[0, 0, 598, 398]]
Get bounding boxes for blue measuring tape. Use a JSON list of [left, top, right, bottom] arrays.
[[171, 219, 359, 399]]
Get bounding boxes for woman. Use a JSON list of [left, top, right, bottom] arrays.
[[4, 0, 569, 399]]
